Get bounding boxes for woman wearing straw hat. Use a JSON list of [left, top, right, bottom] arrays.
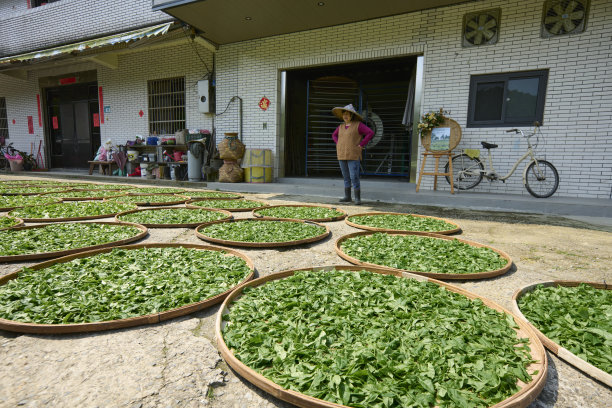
[[331, 104, 374, 205]]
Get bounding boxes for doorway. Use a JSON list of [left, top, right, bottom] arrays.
[[283, 56, 417, 178], [44, 81, 100, 169]]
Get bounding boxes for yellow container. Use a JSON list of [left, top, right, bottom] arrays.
[[242, 149, 272, 167], [244, 166, 273, 183]]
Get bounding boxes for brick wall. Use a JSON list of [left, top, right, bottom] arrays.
[[0, 0, 171, 57], [98, 40, 215, 146], [0, 0, 28, 19], [0, 0, 610, 198], [214, 0, 611, 198]]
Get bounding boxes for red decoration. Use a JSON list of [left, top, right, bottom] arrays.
[[36, 94, 42, 127], [258, 96, 270, 111], [27, 116, 34, 134], [139, 110, 144, 117], [98, 87, 104, 124], [93, 113, 100, 127], [52, 116, 58, 129], [59, 77, 76, 85], [12, 119, 15, 125]]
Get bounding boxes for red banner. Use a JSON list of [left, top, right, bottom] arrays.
[[27, 116, 34, 134], [93, 113, 100, 127], [98, 87, 104, 124], [52, 116, 58, 130], [36, 94, 42, 127]]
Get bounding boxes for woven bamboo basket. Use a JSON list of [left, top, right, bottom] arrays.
[[512, 281, 612, 387], [345, 212, 461, 234], [0, 221, 148, 262], [421, 117, 462, 153], [115, 207, 233, 228], [195, 218, 330, 248], [335, 231, 512, 280], [0, 243, 254, 334], [252, 204, 347, 222], [186, 198, 269, 212], [216, 265, 547, 408]]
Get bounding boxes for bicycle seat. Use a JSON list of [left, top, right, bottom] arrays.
[[481, 142, 498, 149]]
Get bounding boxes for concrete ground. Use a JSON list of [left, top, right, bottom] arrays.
[[0, 171, 610, 407]]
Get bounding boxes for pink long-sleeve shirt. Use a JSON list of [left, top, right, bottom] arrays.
[[332, 122, 374, 147]]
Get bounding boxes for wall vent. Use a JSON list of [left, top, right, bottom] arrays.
[[542, 0, 589, 38], [462, 9, 500, 47]]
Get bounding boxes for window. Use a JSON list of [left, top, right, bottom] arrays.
[[0, 97, 8, 141], [147, 77, 186, 135], [30, 0, 61, 8], [467, 70, 548, 127]]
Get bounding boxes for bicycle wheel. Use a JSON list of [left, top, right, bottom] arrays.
[[445, 154, 484, 190], [524, 160, 559, 198], [0, 156, 8, 172]]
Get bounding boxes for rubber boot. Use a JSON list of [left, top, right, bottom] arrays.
[[354, 188, 361, 205], [339, 187, 352, 203]]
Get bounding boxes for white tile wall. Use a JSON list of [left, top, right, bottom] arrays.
[[0, 0, 170, 56], [0, 0, 610, 198]]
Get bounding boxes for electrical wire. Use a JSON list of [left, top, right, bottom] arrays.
[[181, 25, 212, 76]]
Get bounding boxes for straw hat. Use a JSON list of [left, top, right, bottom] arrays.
[[331, 104, 363, 122]]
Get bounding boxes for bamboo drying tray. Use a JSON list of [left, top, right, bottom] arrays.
[[0, 221, 148, 262], [345, 212, 461, 234], [512, 281, 612, 387], [195, 218, 330, 248], [216, 265, 547, 408], [183, 191, 243, 199], [38, 190, 128, 201], [0, 216, 24, 230], [0, 197, 62, 212], [252, 204, 347, 222], [0, 243, 255, 334], [186, 198, 269, 212], [115, 207, 233, 228], [335, 231, 512, 280], [0, 188, 72, 196], [106, 194, 190, 206]]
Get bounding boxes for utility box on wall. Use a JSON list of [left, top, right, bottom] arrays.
[[197, 79, 214, 113]]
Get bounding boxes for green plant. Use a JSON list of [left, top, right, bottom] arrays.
[[340, 233, 507, 274], [199, 220, 326, 243], [0, 247, 251, 324], [418, 109, 447, 137], [0, 223, 143, 256], [518, 284, 612, 374], [223, 269, 536, 407], [255, 206, 344, 221], [348, 214, 455, 232]]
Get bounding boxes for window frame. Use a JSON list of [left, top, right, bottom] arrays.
[[466, 69, 548, 128], [147, 77, 186, 136], [0, 97, 9, 141]]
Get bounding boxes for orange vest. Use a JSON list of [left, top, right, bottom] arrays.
[[336, 121, 363, 160]]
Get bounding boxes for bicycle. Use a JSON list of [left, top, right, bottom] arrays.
[[444, 122, 559, 198]]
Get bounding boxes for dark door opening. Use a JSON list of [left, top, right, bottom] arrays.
[[284, 56, 417, 178], [45, 82, 100, 169]]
